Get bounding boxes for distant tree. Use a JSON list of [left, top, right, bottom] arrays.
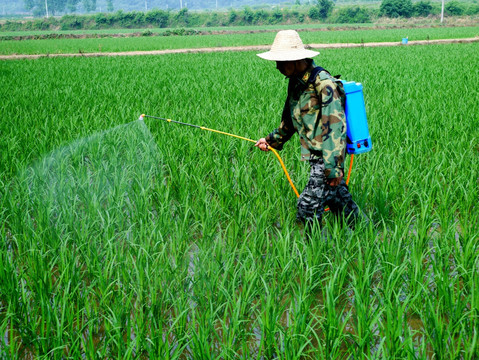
[[309, 0, 334, 20], [379, 0, 413, 17], [317, 0, 334, 18], [413, 0, 432, 16], [24, 0, 69, 15], [205, 12, 219, 26], [145, 9, 169, 27], [67, 0, 81, 12], [308, 6, 320, 19], [335, 6, 370, 23], [25, 0, 91, 15], [253, 9, 268, 23], [445, 1, 464, 15], [175, 7, 190, 25], [465, 3, 479, 15], [60, 14, 84, 28], [270, 8, 283, 23], [82, 0, 96, 12], [228, 9, 237, 23], [106, 0, 114, 12], [95, 12, 109, 25], [243, 6, 253, 23]]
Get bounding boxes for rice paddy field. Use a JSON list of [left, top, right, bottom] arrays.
[[1, 30, 478, 359], [0, 25, 479, 55]]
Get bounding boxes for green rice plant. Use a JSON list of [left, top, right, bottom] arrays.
[[254, 275, 288, 359], [345, 236, 383, 358], [376, 261, 417, 359], [315, 257, 351, 359], [280, 281, 316, 359]]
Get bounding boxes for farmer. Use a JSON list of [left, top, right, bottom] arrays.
[[255, 30, 362, 230]]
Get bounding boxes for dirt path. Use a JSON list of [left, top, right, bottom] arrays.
[[1, 37, 478, 60]]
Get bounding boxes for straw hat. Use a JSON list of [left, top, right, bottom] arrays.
[[257, 30, 319, 61]]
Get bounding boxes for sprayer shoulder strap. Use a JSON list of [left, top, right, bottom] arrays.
[[309, 67, 351, 146], [308, 67, 343, 104], [309, 67, 346, 106], [307, 66, 328, 84], [308, 66, 342, 86]]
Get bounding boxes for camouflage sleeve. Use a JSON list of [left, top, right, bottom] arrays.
[[318, 79, 346, 179], [265, 98, 296, 150]]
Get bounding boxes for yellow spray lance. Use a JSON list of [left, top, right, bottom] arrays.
[[139, 114, 354, 205]]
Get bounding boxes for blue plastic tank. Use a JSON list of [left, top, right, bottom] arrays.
[[341, 80, 372, 154]]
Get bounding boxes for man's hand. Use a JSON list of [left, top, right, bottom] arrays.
[[255, 138, 270, 152], [327, 171, 343, 187]]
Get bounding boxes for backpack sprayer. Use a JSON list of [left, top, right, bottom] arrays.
[[341, 80, 373, 154], [139, 80, 372, 200]]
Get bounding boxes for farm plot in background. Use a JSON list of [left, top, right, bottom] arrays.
[[1, 25, 478, 55], [1, 43, 478, 359]]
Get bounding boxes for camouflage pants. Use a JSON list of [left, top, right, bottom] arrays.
[[297, 158, 360, 228]]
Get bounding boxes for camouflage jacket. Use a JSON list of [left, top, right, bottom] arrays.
[[265, 64, 347, 179]]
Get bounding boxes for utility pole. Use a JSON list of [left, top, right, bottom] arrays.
[[45, 0, 49, 17], [180, 0, 182, 8], [441, 0, 445, 23], [145, 0, 148, 11]]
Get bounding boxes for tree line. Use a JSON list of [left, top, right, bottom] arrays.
[[2, 0, 478, 32], [24, 0, 113, 16]]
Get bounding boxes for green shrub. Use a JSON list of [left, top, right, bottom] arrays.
[[243, 7, 254, 24], [32, 19, 49, 30], [95, 13, 109, 26], [253, 9, 268, 23], [162, 28, 198, 36], [334, 6, 371, 23], [205, 12, 219, 27], [117, 11, 136, 28], [2, 20, 23, 31], [132, 11, 146, 26], [379, 0, 414, 17], [175, 8, 190, 26], [445, 1, 465, 15], [145, 9, 169, 28], [228, 9, 238, 24], [318, 0, 335, 19], [60, 15, 84, 30], [308, 0, 334, 20], [308, 6, 320, 20], [465, 3, 479, 15], [413, 0, 432, 17], [269, 8, 283, 24]]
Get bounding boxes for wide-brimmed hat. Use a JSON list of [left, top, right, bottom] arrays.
[[257, 30, 319, 61]]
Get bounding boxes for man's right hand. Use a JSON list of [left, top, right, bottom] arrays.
[[254, 138, 270, 152]]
